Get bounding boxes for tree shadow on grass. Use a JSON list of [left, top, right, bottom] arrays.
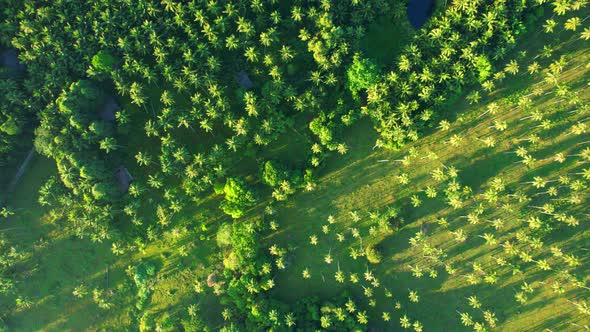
[[451, 149, 519, 191], [401, 195, 448, 224]]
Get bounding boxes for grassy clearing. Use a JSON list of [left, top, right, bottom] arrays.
[[1, 157, 122, 331]]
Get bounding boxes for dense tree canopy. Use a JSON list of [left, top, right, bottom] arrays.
[[220, 177, 256, 219], [346, 54, 380, 98]]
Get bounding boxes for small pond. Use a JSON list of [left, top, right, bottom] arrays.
[[407, 0, 435, 29]]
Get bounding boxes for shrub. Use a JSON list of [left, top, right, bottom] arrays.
[[156, 313, 175, 332], [181, 317, 209, 332], [365, 245, 382, 264], [309, 116, 334, 146], [475, 55, 492, 82], [139, 312, 154, 332], [213, 179, 225, 195], [137, 286, 168, 329], [216, 223, 232, 247], [91, 182, 116, 201], [0, 117, 20, 135], [134, 263, 156, 293], [262, 160, 289, 188], [33, 126, 54, 157], [223, 251, 240, 270]]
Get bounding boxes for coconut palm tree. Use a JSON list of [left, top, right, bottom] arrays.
[[356, 311, 368, 325], [99, 137, 119, 154], [400, 315, 411, 329]]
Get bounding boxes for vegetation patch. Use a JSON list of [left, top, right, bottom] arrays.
[[0, 0, 589, 331]]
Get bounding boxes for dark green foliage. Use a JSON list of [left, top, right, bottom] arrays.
[[91, 182, 116, 201], [0, 232, 24, 299], [213, 179, 226, 195], [304, 169, 316, 184], [0, 117, 19, 135], [0, 0, 395, 249], [228, 220, 259, 268], [309, 116, 335, 147], [261, 160, 301, 188], [365, 1, 536, 148], [91, 50, 117, 73], [155, 313, 175, 332], [0, 0, 562, 330], [292, 295, 364, 330], [218, 323, 241, 332], [133, 262, 156, 310], [32, 125, 54, 157], [379, 204, 402, 229], [0, 74, 34, 171], [35, 79, 120, 213], [180, 317, 209, 332], [261, 160, 304, 201], [261, 161, 287, 188], [138, 312, 155, 332], [0, 277, 14, 295], [36, 174, 114, 242], [133, 263, 156, 287]]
